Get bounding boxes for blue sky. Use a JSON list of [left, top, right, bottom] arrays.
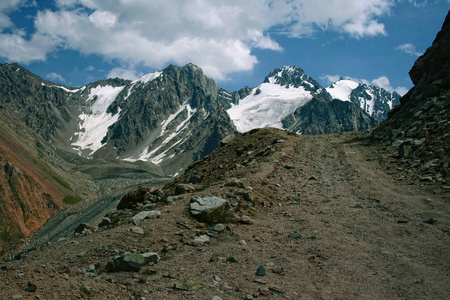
[[0, 1, 448, 94]]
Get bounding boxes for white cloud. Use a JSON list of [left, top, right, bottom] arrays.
[[46, 72, 66, 83], [286, 0, 391, 38], [0, 0, 26, 30], [366, 76, 408, 96], [0, 0, 394, 79], [107, 67, 141, 81], [323, 74, 409, 96], [320, 74, 342, 85], [396, 43, 423, 56]]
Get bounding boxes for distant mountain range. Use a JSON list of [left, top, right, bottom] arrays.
[[0, 62, 401, 254]]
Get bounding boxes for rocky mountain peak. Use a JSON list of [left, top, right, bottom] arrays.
[[263, 65, 322, 91]]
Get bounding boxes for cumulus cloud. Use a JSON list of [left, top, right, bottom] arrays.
[[107, 67, 142, 81], [0, 0, 395, 80], [396, 43, 423, 56], [320, 74, 342, 85], [367, 76, 409, 96], [46, 72, 66, 83]]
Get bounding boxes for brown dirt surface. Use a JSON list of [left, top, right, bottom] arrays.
[[0, 128, 448, 299]]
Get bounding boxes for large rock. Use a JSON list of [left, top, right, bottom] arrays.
[[117, 187, 149, 210], [106, 252, 159, 272], [189, 195, 234, 224]]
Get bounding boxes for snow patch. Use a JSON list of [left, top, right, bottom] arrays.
[[326, 80, 359, 102], [71, 85, 125, 155], [133, 71, 162, 84], [124, 100, 197, 164], [41, 82, 85, 93], [227, 82, 312, 133]]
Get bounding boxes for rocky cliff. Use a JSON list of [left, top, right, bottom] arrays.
[[371, 11, 450, 182]]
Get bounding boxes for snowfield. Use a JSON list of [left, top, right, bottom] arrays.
[[227, 82, 312, 133], [326, 79, 359, 102], [71, 85, 125, 155]]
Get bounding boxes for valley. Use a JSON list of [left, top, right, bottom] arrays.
[[0, 8, 448, 300]]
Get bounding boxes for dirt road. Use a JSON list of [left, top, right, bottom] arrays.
[[1, 129, 448, 299]]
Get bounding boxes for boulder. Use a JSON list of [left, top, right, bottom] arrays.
[[129, 210, 161, 223], [74, 223, 94, 237], [175, 183, 196, 195], [106, 252, 159, 272], [190, 195, 234, 224], [117, 187, 149, 210]]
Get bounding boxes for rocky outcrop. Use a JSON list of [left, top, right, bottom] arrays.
[[372, 11, 450, 182]]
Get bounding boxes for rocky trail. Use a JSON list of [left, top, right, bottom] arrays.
[[0, 128, 448, 299]]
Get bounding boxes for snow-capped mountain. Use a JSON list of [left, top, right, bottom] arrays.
[[0, 63, 236, 177], [227, 68, 314, 132], [326, 79, 401, 121], [68, 64, 236, 175], [225, 66, 377, 134], [0, 63, 399, 176]]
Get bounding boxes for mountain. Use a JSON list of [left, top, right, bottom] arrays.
[[326, 79, 401, 121], [0, 63, 236, 255], [69, 64, 236, 176], [226, 66, 377, 134], [371, 11, 450, 183]]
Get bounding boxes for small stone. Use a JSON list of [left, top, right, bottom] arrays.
[[419, 176, 434, 182], [239, 215, 254, 225], [212, 296, 222, 300], [142, 252, 160, 264], [224, 178, 245, 188], [269, 286, 284, 293], [129, 227, 145, 235], [130, 210, 161, 222], [25, 282, 37, 292], [99, 217, 112, 227], [423, 218, 438, 224], [12, 294, 22, 299], [97, 244, 108, 253], [80, 283, 91, 295], [174, 281, 205, 291], [175, 183, 195, 195], [288, 233, 302, 239], [255, 265, 266, 276], [239, 240, 247, 245], [74, 223, 94, 237], [213, 223, 225, 232], [258, 287, 270, 295], [192, 235, 210, 246], [244, 294, 254, 300]]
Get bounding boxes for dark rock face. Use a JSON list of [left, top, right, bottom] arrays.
[[349, 85, 400, 122], [372, 11, 450, 182], [0, 63, 83, 143], [282, 96, 377, 134]]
